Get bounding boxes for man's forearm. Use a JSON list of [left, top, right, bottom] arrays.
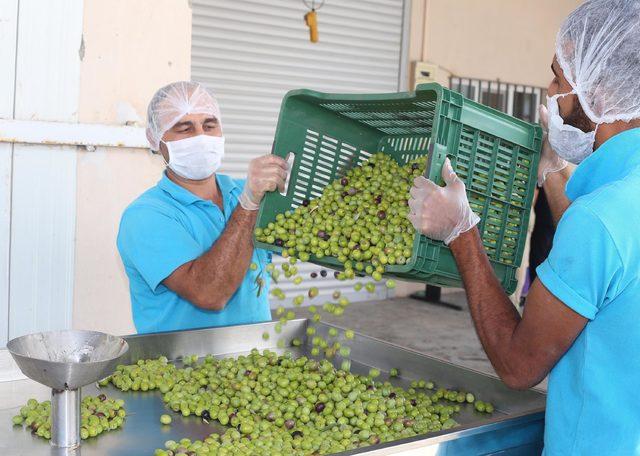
[[187, 207, 257, 309], [448, 228, 528, 387], [542, 168, 572, 226]]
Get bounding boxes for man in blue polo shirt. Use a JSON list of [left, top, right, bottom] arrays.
[[408, 1, 640, 454], [117, 81, 288, 333]]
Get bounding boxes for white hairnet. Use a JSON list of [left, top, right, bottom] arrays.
[[556, 0, 640, 125], [146, 81, 221, 151]]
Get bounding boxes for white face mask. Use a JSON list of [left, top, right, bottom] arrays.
[[546, 91, 597, 165], [163, 134, 225, 180]]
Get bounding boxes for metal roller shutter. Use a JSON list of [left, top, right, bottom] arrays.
[[192, 0, 406, 306]]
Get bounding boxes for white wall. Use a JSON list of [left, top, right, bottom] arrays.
[[0, 0, 18, 345], [410, 0, 582, 88], [0, 0, 84, 343], [72, 0, 192, 335]]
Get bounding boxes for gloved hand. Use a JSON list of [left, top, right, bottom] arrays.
[[408, 158, 480, 245], [537, 104, 568, 186], [239, 154, 289, 210]]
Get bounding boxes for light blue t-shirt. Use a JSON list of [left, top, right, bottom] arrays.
[[537, 128, 640, 455], [117, 173, 271, 334]]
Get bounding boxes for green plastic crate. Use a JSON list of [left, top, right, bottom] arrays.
[[255, 83, 542, 294]]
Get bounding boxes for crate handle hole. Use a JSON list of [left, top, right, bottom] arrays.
[[281, 152, 296, 197]]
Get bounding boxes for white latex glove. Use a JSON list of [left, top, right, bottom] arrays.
[[239, 154, 289, 210], [408, 158, 480, 245], [537, 104, 568, 186]]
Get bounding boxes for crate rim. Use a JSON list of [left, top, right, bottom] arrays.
[[278, 82, 445, 104]]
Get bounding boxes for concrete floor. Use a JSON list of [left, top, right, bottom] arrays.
[[296, 291, 548, 391]]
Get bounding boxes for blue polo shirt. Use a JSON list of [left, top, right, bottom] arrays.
[[537, 128, 640, 455], [117, 173, 271, 334]]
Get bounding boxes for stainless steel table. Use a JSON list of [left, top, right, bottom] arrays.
[[0, 319, 546, 455]]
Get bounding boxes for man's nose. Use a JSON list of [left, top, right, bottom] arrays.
[[193, 124, 206, 135]]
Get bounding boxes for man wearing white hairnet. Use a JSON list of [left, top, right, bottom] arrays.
[[409, 1, 640, 454], [117, 81, 287, 334]]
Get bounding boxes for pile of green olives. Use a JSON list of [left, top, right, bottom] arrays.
[[12, 394, 126, 441], [103, 350, 492, 455], [255, 153, 426, 281]]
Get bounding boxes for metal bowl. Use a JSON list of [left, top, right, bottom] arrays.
[[7, 329, 129, 390]]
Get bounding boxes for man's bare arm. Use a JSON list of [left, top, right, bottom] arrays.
[[163, 207, 257, 310], [449, 227, 587, 389]]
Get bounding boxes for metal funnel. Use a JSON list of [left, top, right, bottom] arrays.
[[7, 330, 129, 448]]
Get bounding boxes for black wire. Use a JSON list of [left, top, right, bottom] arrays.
[[303, 0, 325, 11]]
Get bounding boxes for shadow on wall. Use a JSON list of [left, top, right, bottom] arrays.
[[73, 148, 164, 336]]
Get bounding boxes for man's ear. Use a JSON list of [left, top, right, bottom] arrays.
[[158, 142, 170, 163], [146, 129, 156, 150]]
